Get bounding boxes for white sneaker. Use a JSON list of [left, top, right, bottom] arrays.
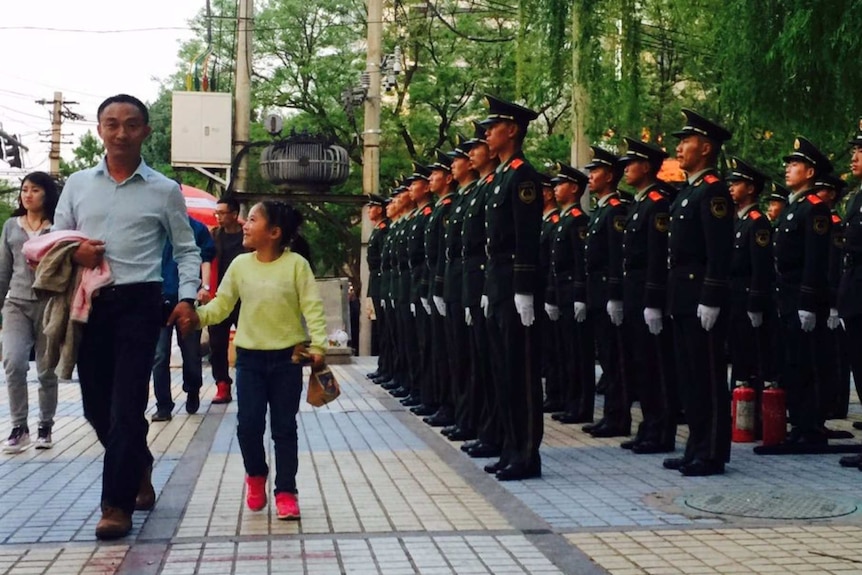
[[35, 426, 53, 450], [3, 427, 30, 453]]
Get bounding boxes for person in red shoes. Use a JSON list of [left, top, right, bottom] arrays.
[[209, 197, 250, 404]]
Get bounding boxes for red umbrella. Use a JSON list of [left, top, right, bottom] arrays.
[[181, 185, 219, 227]]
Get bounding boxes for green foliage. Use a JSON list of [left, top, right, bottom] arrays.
[[59, 132, 105, 179]]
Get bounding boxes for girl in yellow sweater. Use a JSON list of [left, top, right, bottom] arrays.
[[188, 201, 327, 520]]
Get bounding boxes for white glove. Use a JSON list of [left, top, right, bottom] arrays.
[[606, 300, 624, 326], [827, 308, 840, 330], [798, 310, 816, 332], [389, 299, 395, 309], [697, 304, 720, 331], [544, 303, 560, 321], [410, 303, 416, 317], [420, 297, 431, 315], [644, 307, 663, 335], [481, 294, 490, 318], [433, 295, 447, 317], [574, 301, 587, 323], [465, 307, 473, 326], [748, 311, 763, 328], [380, 299, 386, 310], [514, 293, 535, 327]]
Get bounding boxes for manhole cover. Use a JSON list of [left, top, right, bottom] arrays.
[[684, 489, 857, 519]]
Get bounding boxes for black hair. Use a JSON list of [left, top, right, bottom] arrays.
[[217, 196, 240, 213], [14, 171, 60, 221], [97, 94, 149, 124], [259, 201, 304, 250]]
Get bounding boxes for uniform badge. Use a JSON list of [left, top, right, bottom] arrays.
[[518, 182, 537, 204], [578, 226, 587, 241], [813, 215, 829, 235], [655, 213, 669, 233], [755, 229, 771, 247], [613, 215, 626, 232], [710, 197, 728, 218], [793, 138, 801, 150]]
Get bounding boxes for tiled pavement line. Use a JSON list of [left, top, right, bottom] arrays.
[[341, 361, 610, 575]]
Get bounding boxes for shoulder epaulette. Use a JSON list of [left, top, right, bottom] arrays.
[[510, 158, 524, 170], [423, 206, 433, 215], [749, 210, 762, 220], [648, 190, 664, 202], [485, 174, 495, 184], [570, 207, 583, 217], [378, 221, 388, 229], [807, 194, 823, 205], [832, 213, 842, 224], [704, 174, 720, 184], [550, 214, 560, 224], [442, 197, 452, 205], [608, 197, 621, 207]]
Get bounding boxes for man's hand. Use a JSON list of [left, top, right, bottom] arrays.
[[72, 240, 106, 269], [310, 354, 325, 371], [167, 301, 198, 336], [196, 288, 212, 304]]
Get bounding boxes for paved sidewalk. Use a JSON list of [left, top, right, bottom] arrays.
[[1, 358, 862, 574]]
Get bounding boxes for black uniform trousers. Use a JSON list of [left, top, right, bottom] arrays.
[[77, 283, 162, 515], [471, 305, 502, 447], [428, 305, 449, 409], [386, 301, 406, 385], [672, 312, 731, 464], [372, 299, 389, 376], [398, 303, 417, 392], [558, 310, 596, 420], [592, 309, 629, 430], [414, 303, 432, 400], [827, 325, 851, 419], [445, 307, 474, 432], [843, 316, 862, 406], [540, 312, 563, 407], [623, 312, 678, 447], [778, 307, 831, 434], [486, 301, 543, 467], [728, 301, 775, 435]]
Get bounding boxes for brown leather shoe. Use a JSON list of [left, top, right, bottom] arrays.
[[135, 465, 156, 511], [95, 505, 132, 540]]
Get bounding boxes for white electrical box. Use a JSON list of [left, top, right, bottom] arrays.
[[171, 91, 233, 167]]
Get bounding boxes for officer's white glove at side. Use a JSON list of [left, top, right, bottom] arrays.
[[410, 303, 416, 317], [420, 297, 432, 315], [433, 295, 447, 317], [380, 299, 386, 310], [574, 301, 587, 323], [644, 307, 663, 335], [697, 304, 720, 331], [514, 293, 535, 326], [827, 308, 840, 330], [481, 294, 490, 318], [544, 303, 560, 321], [798, 310, 816, 332], [747, 311, 763, 328], [606, 300, 624, 326], [390, 299, 395, 309], [465, 307, 473, 326]]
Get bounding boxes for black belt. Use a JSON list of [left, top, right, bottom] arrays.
[[95, 282, 162, 302]]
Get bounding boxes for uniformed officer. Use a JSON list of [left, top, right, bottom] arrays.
[[773, 136, 833, 448], [366, 194, 391, 381], [663, 109, 733, 476], [618, 138, 677, 453], [725, 157, 774, 438], [839, 119, 862, 467], [582, 146, 630, 438], [479, 95, 543, 481], [545, 163, 593, 425], [540, 174, 564, 413], [767, 182, 790, 224], [460, 122, 503, 460]]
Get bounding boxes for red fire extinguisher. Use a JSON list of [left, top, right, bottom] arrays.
[[732, 383, 756, 442], [761, 383, 787, 446]]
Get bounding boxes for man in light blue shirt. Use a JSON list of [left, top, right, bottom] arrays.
[[53, 94, 201, 540]]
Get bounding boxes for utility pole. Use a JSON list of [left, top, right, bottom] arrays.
[[233, 0, 253, 193], [35, 92, 81, 178], [359, 0, 382, 356]]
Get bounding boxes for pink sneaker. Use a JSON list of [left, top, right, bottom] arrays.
[[275, 492, 300, 520], [245, 475, 267, 511]]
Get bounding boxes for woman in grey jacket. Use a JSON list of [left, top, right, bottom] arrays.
[[1, 172, 60, 453]]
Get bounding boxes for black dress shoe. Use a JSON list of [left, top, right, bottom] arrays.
[[854, 421, 862, 430], [542, 401, 564, 413], [582, 419, 605, 434], [839, 454, 862, 468], [663, 457, 689, 470], [554, 412, 592, 424], [590, 425, 631, 438], [632, 441, 675, 455], [152, 408, 172, 422], [390, 387, 410, 398], [424, 413, 455, 427], [448, 428, 477, 441], [400, 395, 422, 407], [496, 461, 541, 481], [441, 425, 459, 436], [366, 371, 380, 379], [484, 459, 506, 474], [186, 390, 200, 415], [461, 439, 482, 452], [679, 459, 725, 477], [620, 438, 638, 450], [380, 379, 400, 390], [410, 404, 437, 416], [467, 443, 501, 458]]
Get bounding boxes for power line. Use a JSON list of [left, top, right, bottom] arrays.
[[0, 104, 48, 121]]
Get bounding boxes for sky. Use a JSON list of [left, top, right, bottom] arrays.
[[0, 0, 203, 178]]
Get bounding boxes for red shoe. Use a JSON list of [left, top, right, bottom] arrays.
[[275, 492, 300, 520], [212, 381, 232, 404], [245, 475, 267, 511]]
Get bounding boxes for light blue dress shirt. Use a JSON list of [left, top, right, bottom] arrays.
[[53, 158, 202, 301]]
